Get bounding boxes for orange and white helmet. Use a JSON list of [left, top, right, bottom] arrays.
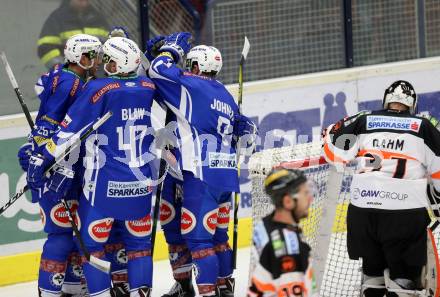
[[185, 45, 222, 75]]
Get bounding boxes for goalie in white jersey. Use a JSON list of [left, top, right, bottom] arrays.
[[323, 80, 440, 297]]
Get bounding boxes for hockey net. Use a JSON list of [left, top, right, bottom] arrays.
[[249, 141, 440, 296]]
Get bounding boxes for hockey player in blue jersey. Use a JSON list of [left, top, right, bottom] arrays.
[[27, 36, 157, 297], [148, 32, 257, 297], [17, 33, 101, 297]]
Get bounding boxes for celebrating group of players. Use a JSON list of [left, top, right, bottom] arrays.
[[17, 28, 256, 297]]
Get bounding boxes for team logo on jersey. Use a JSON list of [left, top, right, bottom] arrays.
[[181, 208, 196, 234], [88, 218, 114, 243], [107, 180, 152, 198], [50, 200, 78, 228], [125, 82, 136, 87], [116, 249, 128, 264], [217, 202, 231, 229], [91, 83, 121, 103], [125, 214, 152, 237], [61, 114, 72, 128], [366, 116, 422, 132], [141, 81, 156, 89], [40, 207, 46, 227], [160, 200, 176, 225], [203, 209, 218, 235], [50, 272, 65, 287]]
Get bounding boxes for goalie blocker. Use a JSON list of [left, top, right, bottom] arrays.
[[324, 80, 440, 296]]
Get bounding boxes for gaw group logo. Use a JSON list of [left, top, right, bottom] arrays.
[[351, 187, 408, 201]]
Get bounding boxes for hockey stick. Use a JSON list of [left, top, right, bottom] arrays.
[[0, 112, 113, 272], [151, 110, 173, 257], [232, 36, 250, 270], [1, 51, 35, 129]]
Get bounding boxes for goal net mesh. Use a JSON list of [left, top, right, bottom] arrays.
[[249, 141, 440, 296]]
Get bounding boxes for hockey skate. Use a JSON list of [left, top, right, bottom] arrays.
[[217, 277, 235, 297], [161, 278, 195, 297]]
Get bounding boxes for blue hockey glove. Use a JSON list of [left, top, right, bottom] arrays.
[[145, 35, 166, 62], [159, 32, 192, 63], [17, 142, 33, 172], [45, 165, 75, 202], [108, 26, 130, 39], [233, 114, 258, 138], [27, 153, 49, 190]]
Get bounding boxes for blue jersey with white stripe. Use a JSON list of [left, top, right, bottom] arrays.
[[149, 54, 239, 192], [46, 75, 157, 220]]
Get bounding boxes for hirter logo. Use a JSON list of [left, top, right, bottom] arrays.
[[50, 200, 78, 228], [125, 215, 152, 237], [181, 208, 196, 234], [217, 202, 230, 229], [160, 200, 176, 226], [411, 121, 419, 131], [88, 218, 114, 243], [203, 209, 218, 235]]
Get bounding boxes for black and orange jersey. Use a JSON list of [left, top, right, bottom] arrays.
[[248, 212, 316, 297], [324, 109, 440, 210]]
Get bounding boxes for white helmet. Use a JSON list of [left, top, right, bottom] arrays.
[[64, 34, 102, 70], [383, 80, 417, 114], [185, 45, 222, 75], [102, 37, 141, 76]]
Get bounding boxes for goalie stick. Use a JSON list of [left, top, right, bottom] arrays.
[[232, 36, 250, 270], [0, 54, 112, 272]]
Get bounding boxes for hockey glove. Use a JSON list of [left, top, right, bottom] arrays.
[[45, 164, 75, 202], [31, 118, 58, 151], [159, 32, 192, 63], [27, 153, 49, 190], [145, 35, 166, 62], [108, 26, 130, 39], [17, 142, 33, 172], [233, 114, 258, 138]]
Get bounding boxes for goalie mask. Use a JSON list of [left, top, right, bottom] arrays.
[[185, 45, 222, 76], [383, 80, 417, 114], [264, 168, 307, 208]]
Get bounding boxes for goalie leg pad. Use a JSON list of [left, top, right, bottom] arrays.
[[384, 269, 426, 297], [361, 274, 386, 297]]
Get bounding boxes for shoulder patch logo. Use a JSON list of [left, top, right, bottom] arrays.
[[141, 81, 156, 89], [91, 83, 121, 103]]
